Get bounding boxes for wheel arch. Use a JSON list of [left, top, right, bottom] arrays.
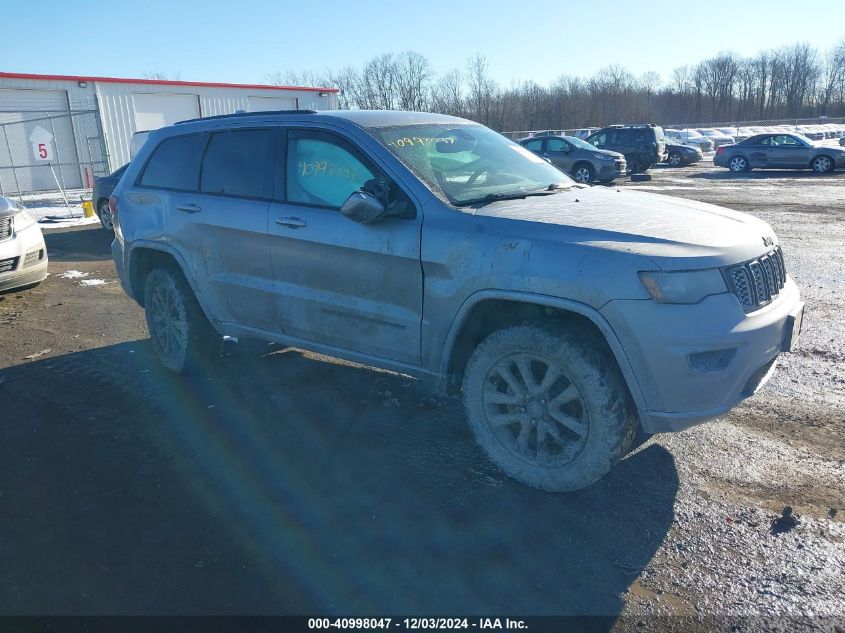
[[127, 242, 208, 316], [438, 291, 647, 415]]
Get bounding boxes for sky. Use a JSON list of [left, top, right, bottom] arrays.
[[3, 0, 844, 88]]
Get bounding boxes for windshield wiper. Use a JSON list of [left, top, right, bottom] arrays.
[[454, 184, 571, 208]]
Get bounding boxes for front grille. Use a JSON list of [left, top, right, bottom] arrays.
[[23, 249, 44, 267], [724, 246, 788, 312], [0, 216, 11, 241], [0, 256, 19, 273]]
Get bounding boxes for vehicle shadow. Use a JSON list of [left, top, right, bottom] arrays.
[[0, 341, 679, 622], [689, 169, 845, 181], [43, 225, 113, 262]]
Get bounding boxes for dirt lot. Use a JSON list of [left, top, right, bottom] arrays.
[[1, 163, 843, 628]]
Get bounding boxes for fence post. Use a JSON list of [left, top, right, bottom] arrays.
[[2, 125, 24, 203]]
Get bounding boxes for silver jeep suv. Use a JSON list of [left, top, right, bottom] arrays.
[[111, 110, 804, 491]]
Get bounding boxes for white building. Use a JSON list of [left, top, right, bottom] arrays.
[[0, 72, 338, 193]]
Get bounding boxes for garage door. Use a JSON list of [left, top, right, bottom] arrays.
[[0, 88, 69, 112], [0, 88, 81, 192], [248, 95, 298, 112], [133, 93, 200, 130]]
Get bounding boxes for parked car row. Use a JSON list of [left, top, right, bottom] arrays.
[[665, 123, 845, 149], [518, 124, 666, 183]]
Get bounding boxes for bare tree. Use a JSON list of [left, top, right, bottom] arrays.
[[142, 70, 182, 81], [394, 51, 432, 111]]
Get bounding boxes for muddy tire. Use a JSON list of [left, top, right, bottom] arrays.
[[462, 323, 638, 491], [143, 266, 218, 374]]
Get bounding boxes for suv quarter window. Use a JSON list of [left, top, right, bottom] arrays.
[[286, 129, 379, 210], [139, 133, 207, 191], [200, 128, 275, 199]]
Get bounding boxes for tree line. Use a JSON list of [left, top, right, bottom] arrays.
[[267, 40, 845, 131]]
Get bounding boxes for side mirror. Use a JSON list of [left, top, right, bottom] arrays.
[[340, 190, 388, 224]]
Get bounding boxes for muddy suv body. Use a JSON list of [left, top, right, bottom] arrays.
[[111, 110, 803, 491]]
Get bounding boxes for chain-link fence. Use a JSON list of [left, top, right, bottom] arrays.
[[0, 109, 109, 198]]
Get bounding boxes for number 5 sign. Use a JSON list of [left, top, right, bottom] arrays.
[[29, 126, 55, 162]]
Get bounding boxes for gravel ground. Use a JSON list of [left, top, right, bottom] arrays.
[[0, 163, 843, 629]]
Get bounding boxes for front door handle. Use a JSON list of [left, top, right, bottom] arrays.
[[276, 216, 307, 229], [176, 203, 202, 214]]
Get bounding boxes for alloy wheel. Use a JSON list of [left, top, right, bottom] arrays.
[[482, 353, 589, 466]]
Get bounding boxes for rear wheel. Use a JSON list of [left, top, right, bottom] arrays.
[[462, 323, 638, 491], [143, 266, 219, 374], [729, 156, 750, 172], [97, 200, 114, 231], [572, 163, 595, 184], [812, 155, 834, 173], [626, 157, 640, 174], [668, 152, 683, 167]]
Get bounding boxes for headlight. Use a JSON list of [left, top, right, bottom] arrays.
[[638, 269, 727, 304], [14, 208, 36, 231], [593, 153, 612, 160]]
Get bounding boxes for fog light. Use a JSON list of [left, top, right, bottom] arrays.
[[688, 348, 737, 373]]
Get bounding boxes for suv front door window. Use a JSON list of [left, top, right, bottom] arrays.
[[544, 137, 575, 172], [268, 128, 423, 363]]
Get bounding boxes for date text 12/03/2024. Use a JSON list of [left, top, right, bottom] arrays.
[[308, 618, 528, 630]]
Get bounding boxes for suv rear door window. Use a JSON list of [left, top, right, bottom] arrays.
[[200, 129, 274, 198], [546, 138, 571, 152], [140, 133, 206, 191], [286, 131, 376, 209]]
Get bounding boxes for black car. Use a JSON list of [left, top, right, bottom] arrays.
[[92, 164, 127, 231], [664, 143, 703, 167], [585, 124, 667, 173]]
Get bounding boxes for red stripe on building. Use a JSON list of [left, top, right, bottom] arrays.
[[0, 71, 339, 93]]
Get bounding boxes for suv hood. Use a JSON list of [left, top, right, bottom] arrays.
[[473, 186, 776, 269]]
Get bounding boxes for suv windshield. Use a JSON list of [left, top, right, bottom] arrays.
[[368, 123, 573, 205]]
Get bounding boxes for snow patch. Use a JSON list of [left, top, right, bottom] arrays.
[[79, 279, 107, 286], [59, 270, 89, 279]]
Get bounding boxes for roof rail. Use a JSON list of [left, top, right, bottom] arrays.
[[175, 109, 318, 124]]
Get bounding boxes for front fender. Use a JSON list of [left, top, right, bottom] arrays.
[[438, 289, 648, 416]]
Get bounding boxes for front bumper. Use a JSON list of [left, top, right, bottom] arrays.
[[601, 278, 802, 434], [597, 160, 626, 180], [0, 222, 48, 292]]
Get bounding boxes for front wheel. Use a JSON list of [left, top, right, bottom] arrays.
[[462, 323, 638, 491], [812, 155, 834, 173], [572, 164, 595, 184], [668, 152, 683, 167], [144, 266, 219, 374]]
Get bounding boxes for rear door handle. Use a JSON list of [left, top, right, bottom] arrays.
[[176, 203, 202, 214], [276, 216, 307, 229]]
